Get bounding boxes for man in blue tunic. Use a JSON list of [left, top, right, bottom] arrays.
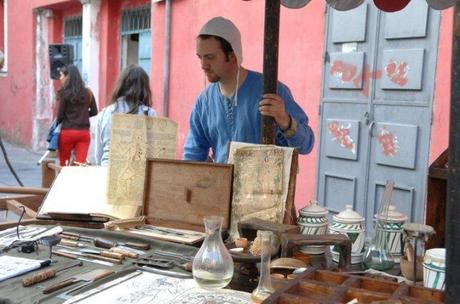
[[183, 16, 314, 163]]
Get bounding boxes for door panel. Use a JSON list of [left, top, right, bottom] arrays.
[[138, 31, 151, 75], [317, 0, 440, 234]]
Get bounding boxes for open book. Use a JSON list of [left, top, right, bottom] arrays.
[[37, 166, 140, 221]]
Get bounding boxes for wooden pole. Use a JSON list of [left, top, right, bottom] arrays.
[[446, 2, 460, 302], [261, 0, 281, 145]]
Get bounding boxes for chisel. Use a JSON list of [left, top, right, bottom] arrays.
[[60, 232, 150, 250], [22, 261, 83, 287], [58, 239, 124, 260]]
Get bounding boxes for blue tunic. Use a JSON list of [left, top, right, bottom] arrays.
[[183, 70, 314, 163]]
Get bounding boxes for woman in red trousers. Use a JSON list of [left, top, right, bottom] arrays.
[[57, 64, 98, 166]]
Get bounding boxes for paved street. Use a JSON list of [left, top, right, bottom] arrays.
[[0, 139, 43, 188], [0, 139, 44, 221]]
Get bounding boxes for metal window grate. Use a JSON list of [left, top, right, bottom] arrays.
[[64, 16, 82, 38], [121, 6, 151, 34]]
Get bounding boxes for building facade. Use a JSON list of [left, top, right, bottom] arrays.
[[0, 0, 453, 211]]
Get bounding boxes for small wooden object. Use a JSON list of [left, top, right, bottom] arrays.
[[238, 218, 299, 241], [264, 268, 444, 303], [280, 233, 352, 271], [143, 159, 233, 232]]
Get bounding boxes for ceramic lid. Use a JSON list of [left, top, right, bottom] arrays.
[[333, 205, 364, 223], [299, 200, 328, 217], [425, 248, 446, 264], [375, 205, 408, 222]]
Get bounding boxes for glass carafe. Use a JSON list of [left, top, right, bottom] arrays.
[[192, 216, 234, 289], [363, 219, 395, 270], [251, 230, 275, 303]]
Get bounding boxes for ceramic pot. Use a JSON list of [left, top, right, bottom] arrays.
[[297, 200, 329, 254], [423, 248, 446, 290], [329, 205, 365, 264], [374, 205, 407, 263]]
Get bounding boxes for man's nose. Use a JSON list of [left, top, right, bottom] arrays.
[[201, 59, 209, 70]]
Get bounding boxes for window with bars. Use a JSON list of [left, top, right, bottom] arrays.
[[64, 16, 82, 38], [121, 6, 151, 35]]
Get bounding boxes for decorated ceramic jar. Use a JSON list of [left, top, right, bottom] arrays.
[[329, 205, 365, 264], [297, 200, 329, 254], [423, 248, 446, 290], [374, 205, 408, 263]]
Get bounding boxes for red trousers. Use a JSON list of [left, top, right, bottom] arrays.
[[59, 129, 90, 166]]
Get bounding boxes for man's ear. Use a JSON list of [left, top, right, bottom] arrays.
[[229, 52, 237, 63]]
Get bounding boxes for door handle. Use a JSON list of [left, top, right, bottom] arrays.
[[368, 121, 375, 137]]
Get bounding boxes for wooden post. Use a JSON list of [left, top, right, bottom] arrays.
[[261, 0, 281, 145], [41, 160, 56, 188], [446, 2, 460, 302]]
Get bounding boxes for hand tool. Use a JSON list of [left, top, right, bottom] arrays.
[[22, 261, 83, 287], [56, 249, 122, 264], [52, 250, 114, 267], [150, 249, 194, 263], [58, 240, 124, 260], [109, 247, 139, 259], [136, 257, 192, 272], [60, 232, 150, 250], [60, 271, 143, 303], [134, 225, 204, 237], [138, 265, 193, 279], [43, 269, 113, 294]]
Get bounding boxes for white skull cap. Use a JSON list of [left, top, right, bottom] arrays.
[[199, 16, 243, 66]]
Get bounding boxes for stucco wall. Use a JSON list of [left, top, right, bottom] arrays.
[[0, 0, 453, 210]]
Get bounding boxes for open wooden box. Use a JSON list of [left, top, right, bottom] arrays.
[[142, 159, 233, 232], [264, 268, 444, 303]]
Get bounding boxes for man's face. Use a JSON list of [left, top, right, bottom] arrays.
[[196, 37, 235, 83]]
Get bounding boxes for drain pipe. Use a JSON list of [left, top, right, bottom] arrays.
[[162, 0, 171, 117]]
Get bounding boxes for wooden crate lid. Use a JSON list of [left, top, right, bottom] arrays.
[[143, 159, 233, 231]]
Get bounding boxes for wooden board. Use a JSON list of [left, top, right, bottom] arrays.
[[143, 159, 233, 231], [264, 268, 444, 303]]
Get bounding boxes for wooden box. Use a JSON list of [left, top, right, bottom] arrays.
[[264, 268, 444, 304], [143, 159, 233, 232]]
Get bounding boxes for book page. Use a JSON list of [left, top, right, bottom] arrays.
[[38, 166, 139, 219], [107, 114, 178, 206], [227, 142, 294, 240]]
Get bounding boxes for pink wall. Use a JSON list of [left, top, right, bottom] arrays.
[[0, 0, 4, 53], [0, 1, 36, 144], [0, 0, 454, 212], [150, 1, 325, 210], [430, 8, 453, 163]]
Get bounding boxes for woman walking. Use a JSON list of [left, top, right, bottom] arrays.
[[57, 64, 98, 166]]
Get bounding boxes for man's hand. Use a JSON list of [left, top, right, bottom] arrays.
[[259, 93, 291, 130]]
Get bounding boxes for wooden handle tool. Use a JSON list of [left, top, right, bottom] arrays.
[[110, 247, 139, 259], [22, 261, 83, 287]]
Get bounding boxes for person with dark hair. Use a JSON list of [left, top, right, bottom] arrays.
[[57, 64, 98, 166], [183, 17, 314, 163], [95, 64, 156, 166]]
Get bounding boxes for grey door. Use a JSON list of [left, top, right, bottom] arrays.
[[316, 0, 440, 234], [138, 31, 151, 74]]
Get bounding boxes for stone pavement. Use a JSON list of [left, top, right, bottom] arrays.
[[0, 139, 45, 221], [0, 140, 43, 188]]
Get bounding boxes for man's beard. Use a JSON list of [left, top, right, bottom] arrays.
[[206, 71, 220, 83]]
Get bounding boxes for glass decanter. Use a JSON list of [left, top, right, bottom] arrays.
[[251, 230, 275, 303], [192, 215, 234, 289]]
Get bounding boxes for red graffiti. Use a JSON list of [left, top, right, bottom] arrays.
[[385, 60, 409, 87], [330, 61, 382, 97], [328, 121, 356, 154], [330, 60, 358, 82], [377, 128, 399, 157]]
